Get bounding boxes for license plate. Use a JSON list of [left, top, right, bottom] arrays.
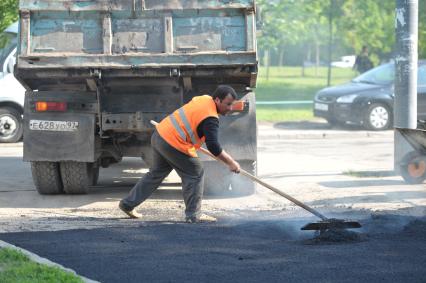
[[314, 103, 328, 111], [29, 120, 79, 132]]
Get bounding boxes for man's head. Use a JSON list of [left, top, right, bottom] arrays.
[[362, 46, 368, 54], [212, 85, 237, 115]]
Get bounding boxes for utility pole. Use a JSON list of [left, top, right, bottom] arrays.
[[326, 0, 334, 86], [394, 0, 418, 171]]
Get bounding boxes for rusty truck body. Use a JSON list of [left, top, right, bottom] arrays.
[[15, 0, 258, 195]]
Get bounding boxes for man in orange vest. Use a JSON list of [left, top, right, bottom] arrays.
[[119, 85, 241, 223]]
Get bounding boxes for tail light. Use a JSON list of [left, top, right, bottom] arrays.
[[35, 102, 67, 112]]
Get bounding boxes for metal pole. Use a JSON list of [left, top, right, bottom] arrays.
[[394, 0, 418, 172], [327, 0, 333, 86], [394, 0, 418, 129]]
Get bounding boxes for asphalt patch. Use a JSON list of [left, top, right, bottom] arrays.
[[0, 216, 425, 283], [304, 228, 365, 245]]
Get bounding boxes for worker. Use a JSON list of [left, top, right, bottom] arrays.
[[353, 45, 374, 74], [119, 85, 241, 223]]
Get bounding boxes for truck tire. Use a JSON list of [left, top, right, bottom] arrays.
[[31, 162, 64, 194], [60, 161, 96, 194], [0, 107, 23, 143], [400, 151, 426, 184], [92, 166, 100, 186]]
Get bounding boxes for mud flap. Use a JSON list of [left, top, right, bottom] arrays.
[[23, 91, 97, 162], [203, 92, 257, 196]]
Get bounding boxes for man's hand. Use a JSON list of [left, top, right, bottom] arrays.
[[229, 160, 241, 173], [216, 150, 240, 174]]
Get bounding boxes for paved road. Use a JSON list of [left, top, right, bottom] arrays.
[[1, 213, 425, 283], [0, 121, 425, 282]]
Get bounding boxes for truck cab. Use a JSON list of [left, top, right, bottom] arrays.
[[0, 22, 25, 143]]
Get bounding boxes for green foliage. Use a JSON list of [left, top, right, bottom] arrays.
[[257, 0, 426, 64], [420, 0, 426, 59], [343, 170, 396, 178], [257, 0, 330, 63], [0, 247, 29, 263], [0, 0, 18, 32], [257, 105, 313, 122], [338, 0, 395, 64], [0, 248, 84, 283]]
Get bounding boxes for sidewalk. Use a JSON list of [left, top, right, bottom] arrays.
[[257, 121, 394, 139]]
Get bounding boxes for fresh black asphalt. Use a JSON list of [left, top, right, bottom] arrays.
[[1, 214, 426, 283]]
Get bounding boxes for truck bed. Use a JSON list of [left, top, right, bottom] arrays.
[[16, 0, 258, 89]]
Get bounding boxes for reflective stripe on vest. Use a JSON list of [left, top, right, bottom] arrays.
[[168, 108, 198, 145], [178, 108, 197, 145], [169, 113, 186, 141]]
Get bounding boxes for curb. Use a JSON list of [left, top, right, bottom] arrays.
[[0, 240, 99, 283], [0, 142, 23, 147], [258, 131, 393, 139], [256, 120, 395, 139]]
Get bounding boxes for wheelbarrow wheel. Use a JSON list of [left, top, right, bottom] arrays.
[[400, 151, 426, 184]]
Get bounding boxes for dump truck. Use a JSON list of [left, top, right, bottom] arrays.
[[15, 0, 259, 196]]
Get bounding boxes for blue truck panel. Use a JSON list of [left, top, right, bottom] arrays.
[[17, 1, 257, 67]]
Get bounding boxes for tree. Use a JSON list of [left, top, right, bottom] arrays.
[[0, 0, 18, 32], [337, 0, 395, 64], [419, 0, 426, 59], [257, 0, 308, 76], [302, 0, 330, 75]]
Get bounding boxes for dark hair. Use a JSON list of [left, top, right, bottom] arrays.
[[211, 85, 237, 101]]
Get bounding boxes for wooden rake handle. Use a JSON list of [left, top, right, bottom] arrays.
[[149, 120, 327, 221]]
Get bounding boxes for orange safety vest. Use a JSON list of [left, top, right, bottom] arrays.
[[157, 95, 219, 157]]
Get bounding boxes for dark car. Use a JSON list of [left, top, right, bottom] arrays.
[[313, 60, 426, 130]]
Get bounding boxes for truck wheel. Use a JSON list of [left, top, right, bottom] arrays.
[[31, 162, 64, 194], [92, 166, 100, 186], [0, 107, 23, 143], [400, 151, 426, 184], [60, 161, 96, 194], [203, 161, 232, 196]]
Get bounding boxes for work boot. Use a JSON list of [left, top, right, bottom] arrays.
[[119, 201, 142, 219], [185, 214, 217, 223]]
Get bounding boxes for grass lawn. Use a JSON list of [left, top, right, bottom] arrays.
[[0, 248, 83, 283], [255, 66, 358, 121], [256, 105, 314, 122]]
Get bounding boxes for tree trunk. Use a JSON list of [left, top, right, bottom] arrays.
[[302, 45, 311, 77], [265, 49, 270, 81], [327, 0, 334, 86], [315, 40, 320, 77], [279, 48, 284, 67]]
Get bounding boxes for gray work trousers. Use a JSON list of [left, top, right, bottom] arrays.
[[120, 130, 204, 218]]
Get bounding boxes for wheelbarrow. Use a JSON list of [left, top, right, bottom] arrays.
[[396, 122, 426, 184]]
